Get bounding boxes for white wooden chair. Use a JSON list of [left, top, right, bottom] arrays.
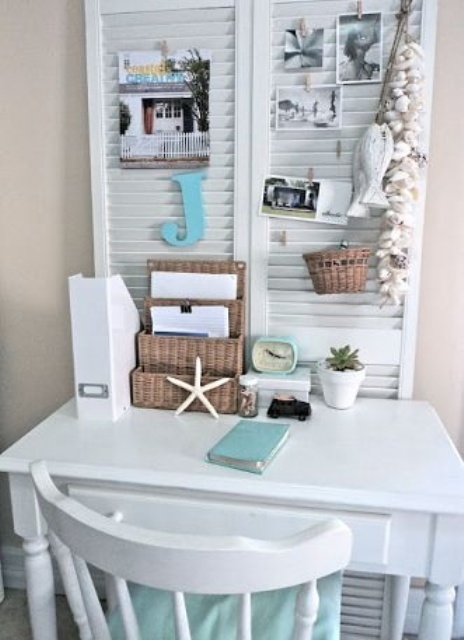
[[30, 460, 352, 640]]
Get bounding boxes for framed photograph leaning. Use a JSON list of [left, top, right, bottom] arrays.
[[337, 13, 382, 84], [276, 85, 342, 130]]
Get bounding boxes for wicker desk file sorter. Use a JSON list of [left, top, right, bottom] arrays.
[[131, 260, 246, 414]]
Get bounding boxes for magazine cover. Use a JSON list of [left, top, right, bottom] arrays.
[[119, 49, 211, 168]]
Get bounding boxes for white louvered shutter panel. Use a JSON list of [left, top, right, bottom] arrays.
[[267, 0, 424, 400], [87, 0, 242, 311]]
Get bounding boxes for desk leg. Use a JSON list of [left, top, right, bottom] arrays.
[[418, 582, 455, 640], [48, 532, 93, 640], [23, 536, 58, 640]]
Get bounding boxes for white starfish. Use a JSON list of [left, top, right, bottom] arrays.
[[167, 356, 230, 419]]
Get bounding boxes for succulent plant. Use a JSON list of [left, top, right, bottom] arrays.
[[326, 345, 363, 372]]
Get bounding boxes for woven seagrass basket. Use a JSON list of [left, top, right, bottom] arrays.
[[137, 333, 244, 378], [303, 247, 370, 295], [132, 367, 239, 413]]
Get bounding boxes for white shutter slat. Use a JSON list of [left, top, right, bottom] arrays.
[[107, 166, 234, 181], [104, 35, 236, 53], [109, 215, 233, 229], [102, 7, 235, 26], [101, 0, 235, 13], [110, 228, 234, 242], [273, 0, 422, 17], [275, 316, 401, 330], [268, 325, 402, 364], [103, 21, 235, 40], [107, 192, 233, 206], [270, 290, 382, 305], [107, 179, 234, 195]]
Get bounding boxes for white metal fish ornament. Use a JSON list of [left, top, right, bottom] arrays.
[[347, 123, 394, 218]]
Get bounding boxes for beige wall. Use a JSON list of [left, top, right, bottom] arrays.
[[414, 0, 464, 452], [0, 0, 462, 550], [0, 0, 93, 546]]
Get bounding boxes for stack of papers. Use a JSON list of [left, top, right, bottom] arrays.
[[151, 306, 229, 338], [151, 272, 237, 300], [206, 420, 290, 474]]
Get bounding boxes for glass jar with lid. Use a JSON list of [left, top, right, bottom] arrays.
[[238, 374, 259, 418]]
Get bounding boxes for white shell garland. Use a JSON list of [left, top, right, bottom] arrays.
[[376, 40, 426, 306]]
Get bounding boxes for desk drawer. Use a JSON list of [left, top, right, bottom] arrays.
[[68, 484, 391, 569]]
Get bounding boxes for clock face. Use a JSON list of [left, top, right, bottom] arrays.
[[252, 338, 298, 373]]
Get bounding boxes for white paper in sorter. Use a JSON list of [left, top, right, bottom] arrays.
[[150, 272, 237, 300]]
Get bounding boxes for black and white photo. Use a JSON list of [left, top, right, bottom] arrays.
[[261, 175, 352, 225], [284, 28, 324, 70], [276, 85, 342, 130], [337, 13, 382, 84]]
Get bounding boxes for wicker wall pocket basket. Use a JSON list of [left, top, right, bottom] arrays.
[[132, 259, 246, 414], [137, 333, 244, 377], [303, 247, 371, 295], [132, 367, 239, 414]]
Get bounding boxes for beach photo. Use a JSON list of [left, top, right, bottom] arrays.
[[276, 85, 342, 130]]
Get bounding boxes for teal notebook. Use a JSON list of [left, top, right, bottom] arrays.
[[206, 420, 290, 474]]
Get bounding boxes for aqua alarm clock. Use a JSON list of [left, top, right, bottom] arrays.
[[251, 337, 298, 374]]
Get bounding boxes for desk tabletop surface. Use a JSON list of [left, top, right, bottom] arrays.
[[1, 397, 464, 514]]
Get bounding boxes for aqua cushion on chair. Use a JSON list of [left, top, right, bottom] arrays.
[[108, 572, 343, 640]]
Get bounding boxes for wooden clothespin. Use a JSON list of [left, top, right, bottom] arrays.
[[299, 18, 309, 37], [280, 230, 287, 246], [307, 167, 314, 186], [305, 73, 311, 92], [357, 1, 363, 19], [336, 140, 342, 159], [161, 40, 169, 57]]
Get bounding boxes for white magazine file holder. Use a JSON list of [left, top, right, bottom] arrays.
[[69, 274, 140, 421]]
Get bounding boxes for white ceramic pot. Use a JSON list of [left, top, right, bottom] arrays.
[[317, 360, 366, 410]]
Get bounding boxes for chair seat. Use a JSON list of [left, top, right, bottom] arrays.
[[108, 572, 342, 640]]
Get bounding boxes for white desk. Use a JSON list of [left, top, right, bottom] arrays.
[[0, 397, 463, 640]]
